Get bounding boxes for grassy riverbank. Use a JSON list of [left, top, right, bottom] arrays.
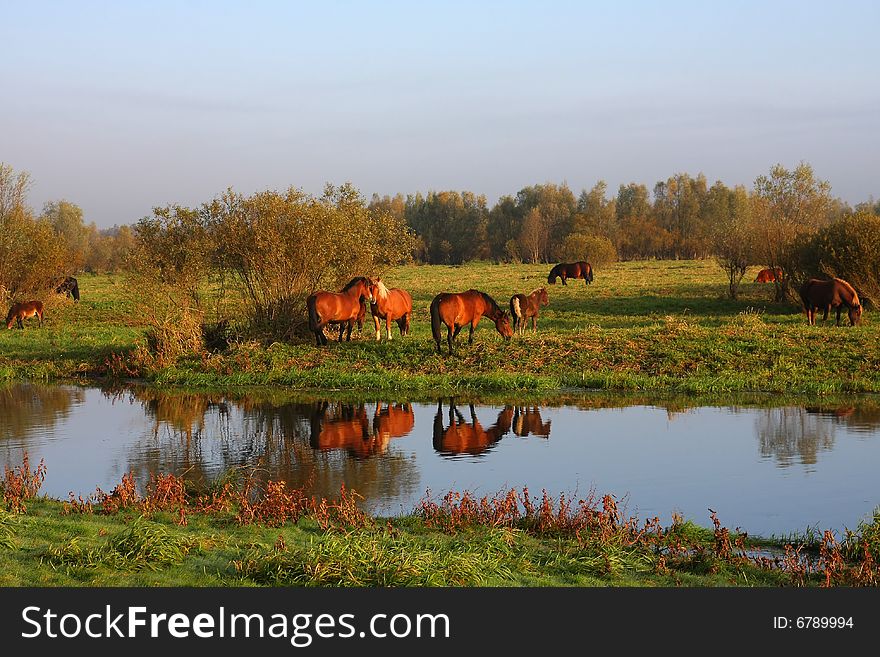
[[1, 260, 878, 394], [3, 472, 878, 587]]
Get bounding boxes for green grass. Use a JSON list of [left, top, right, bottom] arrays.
[[0, 498, 810, 587], [3, 262, 879, 394]]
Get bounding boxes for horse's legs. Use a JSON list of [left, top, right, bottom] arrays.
[[447, 325, 454, 355], [468, 323, 475, 344], [561, 277, 567, 286], [345, 322, 353, 341], [836, 307, 842, 327], [532, 316, 537, 333], [374, 315, 381, 341], [386, 316, 392, 340]]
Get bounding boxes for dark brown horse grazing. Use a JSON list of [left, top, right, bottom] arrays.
[[307, 278, 374, 345], [368, 278, 413, 341], [432, 399, 514, 456], [754, 267, 782, 283], [54, 276, 80, 301], [799, 278, 862, 326], [430, 289, 513, 355], [509, 287, 549, 335], [6, 300, 44, 329], [547, 261, 593, 285]]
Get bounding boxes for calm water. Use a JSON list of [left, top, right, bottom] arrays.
[[1, 383, 879, 536]]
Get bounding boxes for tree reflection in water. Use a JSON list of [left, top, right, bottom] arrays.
[[0, 383, 84, 442]]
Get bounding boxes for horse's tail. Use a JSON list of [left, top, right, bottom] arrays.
[[510, 296, 522, 330], [307, 294, 320, 332], [430, 295, 443, 350]]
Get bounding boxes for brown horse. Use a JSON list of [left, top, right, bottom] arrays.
[[509, 287, 549, 335], [6, 300, 44, 329], [368, 278, 413, 341], [754, 267, 782, 283], [432, 399, 514, 456], [327, 277, 369, 341], [430, 289, 513, 355], [547, 261, 593, 285], [799, 278, 862, 326], [307, 278, 374, 345]]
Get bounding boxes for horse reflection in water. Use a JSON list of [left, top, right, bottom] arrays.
[[512, 406, 551, 439], [433, 399, 514, 456], [309, 401, 414, 458]]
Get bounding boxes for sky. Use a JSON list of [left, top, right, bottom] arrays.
[[2, 0, 878, 228]]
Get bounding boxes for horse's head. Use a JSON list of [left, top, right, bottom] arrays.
[[849, 303, 863, 326], [539, 287, 549, 306], [494, 311, 513, 340], [5, 307, 15, 329], [547, 272, 557, 285], [358, 278, 375, 304]]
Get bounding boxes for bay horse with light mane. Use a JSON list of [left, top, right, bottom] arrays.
[[548, 261, 593, 285], [509, 287, 549, 335], [430, 289, 513, 355], [799, 278, 862, 326], [6, 300, 44, 329], [306, 278, 374, 346], [754, 267, 782, 283], [368, 278, 413, 341]]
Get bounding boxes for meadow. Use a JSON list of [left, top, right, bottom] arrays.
[[1, 259, 878, 395]]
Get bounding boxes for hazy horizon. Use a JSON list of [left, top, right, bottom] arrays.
[[3, 0, 878, 228]]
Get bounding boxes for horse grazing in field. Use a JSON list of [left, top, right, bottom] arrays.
[[54, 276, 80, 301], [547, 261, 593, 285], [368, 278, 413, 341], [430, 289, 513, 355], [799, 278, 862, 326], [307, 278, 374, 345], [754, 267, 782, 283], [432, 399, 514, 456], [6, 300, 44, 329], [509, 287, 549, 335]]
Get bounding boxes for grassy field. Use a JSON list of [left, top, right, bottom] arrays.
[[1, 260, 879, 394], [2, 483, 875, 587]]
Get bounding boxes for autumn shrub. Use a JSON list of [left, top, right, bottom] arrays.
[[557, 233, 617, 267]]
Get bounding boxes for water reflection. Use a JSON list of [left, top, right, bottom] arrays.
[[0, 384, 84, 441], [432, 399, 514, 456], [2, 383, 880, 534]]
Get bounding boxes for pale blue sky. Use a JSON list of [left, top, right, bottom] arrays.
[[2, 1, 878, 227]]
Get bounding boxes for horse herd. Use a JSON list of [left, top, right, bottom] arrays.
[[2, 267, 865, 339], [307, 261, 594, 354]]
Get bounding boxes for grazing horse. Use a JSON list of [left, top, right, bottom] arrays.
[[548, 261, 594, 285], [799, 278, 862, 326], [509, 287, 549, 335], [306, 278, 374, 346], [432, 399, 514, 456], [754, 267, 782, 283], [368, 278, 413, 341], [430, 289, 513, 355], [6, 300, 44, 329], [54, 276, 80, 301]]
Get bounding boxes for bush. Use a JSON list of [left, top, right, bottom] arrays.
[[801, 211, 880, 308], [557, 233, 617, 267]]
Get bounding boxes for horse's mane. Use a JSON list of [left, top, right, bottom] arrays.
[[834, 278, 861, 306], [375, 279, 389, 300], [476, 290, 503, 316], [530, 288, 544, 297], [341, 276, 368, 291]]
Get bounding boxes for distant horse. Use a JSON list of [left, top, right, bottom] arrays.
[[799, 278, 862, 326], [509, 287, 549, 335], [430, 289, 513, 355], [327, 277, 370, 341], [307, 278, 374, 346], [368, 278, 413, 341], [6, 300, 44, 329], [512, 406, 551, 438], [54, 276, 80, 301], [754, 267, 782, 283], [548, 261, 593, 285], [432, 399, 514, 456]]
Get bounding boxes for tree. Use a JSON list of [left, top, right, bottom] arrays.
[[573, 180, 617, 240], [40, 200, 91, 272], [707, 182, 755, 299], [753, 163, 832, 301]]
